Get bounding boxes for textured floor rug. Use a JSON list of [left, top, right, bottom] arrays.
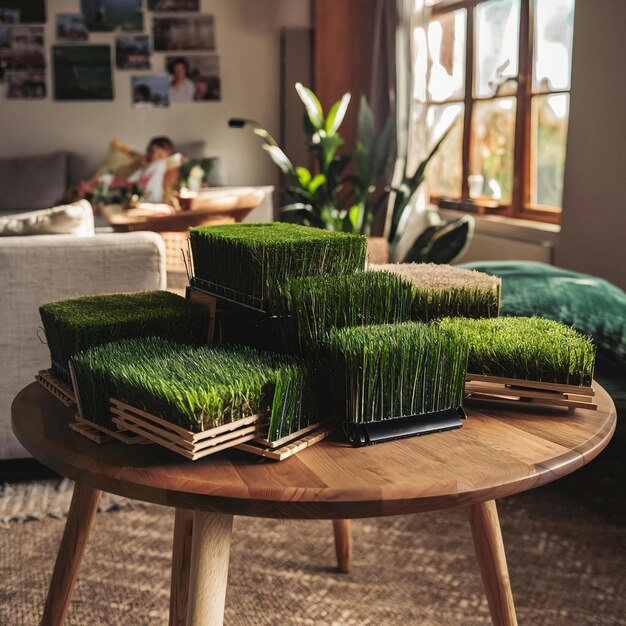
[[1, 479, 624, 626]]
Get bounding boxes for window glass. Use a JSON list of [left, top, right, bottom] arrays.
[[470, 97, 516, 203], [426, 10, 466, 102], [531, 93, 569, 208], [533, 0, 575, 93], [474, 0, 520, 98], [426, 103, 464, 197]]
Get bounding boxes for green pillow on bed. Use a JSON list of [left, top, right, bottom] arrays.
[[459, 261, 626, 365]]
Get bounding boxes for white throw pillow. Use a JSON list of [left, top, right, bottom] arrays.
[[0, 200, 95, 237]]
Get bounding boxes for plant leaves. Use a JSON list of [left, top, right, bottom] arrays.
[[357, 95, 375, 151], [316, 135, 344, 169], [325, 92, 351, 136], [370, 117, 395, 179], [262, 144, 295, 175], [279, 204, 326, 228], [348, 204, 362, 231], [295, 166, 312, 188], [308, 173, 326, 194], [295, 82, 324, 130]]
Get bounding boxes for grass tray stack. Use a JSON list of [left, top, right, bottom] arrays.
[[187, 223, 367, 350], [440, 317, 597, 410], [72, 338, 325, 460], [329, 322, 469, 446], [36, 291, 209, 418], [373, 262, 501, 321]]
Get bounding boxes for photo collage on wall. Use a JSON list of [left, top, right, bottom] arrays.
[[0, 0, 46, 99], [0, 0, 220, 105]]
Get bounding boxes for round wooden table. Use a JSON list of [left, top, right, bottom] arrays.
[[12, 382, 616, 626]]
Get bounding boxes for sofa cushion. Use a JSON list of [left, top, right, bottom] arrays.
[[0, 151, 67, 213], [0, 200, 95, 237], [459, 260, 626, 366]]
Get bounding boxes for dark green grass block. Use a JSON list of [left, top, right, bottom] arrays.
[[439, 316, 596, 386], [72, 337, 314, 439], [189, 223, 367, 311], [39, 291, 208, 378], [328, 322, 469, 424], [286, 271, 415, 351]]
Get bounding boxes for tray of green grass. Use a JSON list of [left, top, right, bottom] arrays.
[[71, 338, 314, 449], [439, 316, 595, 387], [328, 321, 469, 446], [372, 262, 501, 321], [189, 223, 367, 313], [286, 271, 415, 352]]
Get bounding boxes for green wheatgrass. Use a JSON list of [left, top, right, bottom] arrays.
[[439, 316, 596, 386], [286, 270, 415, 351], [39, 291, 208, 377], [72, 337, 314, 439], [328, 322, 469, 424], [189, 223, 367, 311], [372, 263, 501, 321]]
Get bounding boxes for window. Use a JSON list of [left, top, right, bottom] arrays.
[[417, 0, 575, 223]]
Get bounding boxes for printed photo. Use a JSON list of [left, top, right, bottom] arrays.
[[52, 45, 113, 100], [166, 54, 220, 102], [153, 15, 215, 52], [0, 25, 45, 81], [116, 35, 150, 69], [81, 0, 143, 33], [6, 70, 46, 98], [0, 1, 45, 24], [147, 0, 199, 10], [0, 9, 19, 24], [131, 74, 170, 108], [57, 14, 89, 42]]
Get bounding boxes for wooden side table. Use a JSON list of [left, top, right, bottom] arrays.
[[12, 383, 616, 626]]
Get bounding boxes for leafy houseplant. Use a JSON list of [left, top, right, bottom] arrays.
[[249, 83, 454, 261], [251, 83, 394, 235]]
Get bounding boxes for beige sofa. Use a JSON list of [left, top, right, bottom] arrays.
[[0, 232, 166, 459]]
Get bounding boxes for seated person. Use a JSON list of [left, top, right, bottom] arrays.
[[127, 136, 176, 203]]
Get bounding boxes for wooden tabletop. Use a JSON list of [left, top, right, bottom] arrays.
[[11, 382, 616, 520]]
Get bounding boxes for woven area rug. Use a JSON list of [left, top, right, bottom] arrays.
[[1, 479, 624, 626]]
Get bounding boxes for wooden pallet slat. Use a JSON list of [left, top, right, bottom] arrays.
[[35, 370, 76, 407], [464, 374, 597, 411], [237, 427, 332, 461], [253, 422, 322, 449]]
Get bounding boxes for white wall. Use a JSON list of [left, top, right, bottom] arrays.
[[556, 0, 626, 290], [0, 0, 310, 187]]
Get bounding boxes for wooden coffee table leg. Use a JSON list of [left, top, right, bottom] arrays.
[[185, 511, 233, 626], [41, 482, 101, 626], [467, 500, 518, 626], [169, 508, 194, 626], [332, 519, 352, 574]]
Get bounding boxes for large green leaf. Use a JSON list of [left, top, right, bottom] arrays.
[[371, 117, 395, 180], [308, 173, 326, 194], [262, 144, 295, 175], [316, 135, 344, 169], [357, 95, 375, 151], [325, 92, 351, 136], [295, 82, 324, 130], [295, 166, 312, 188]]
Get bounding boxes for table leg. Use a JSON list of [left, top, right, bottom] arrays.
[[467, 500, 518, 626], [185, 511, 233, 626], [169, 508, 194, 626], [41, 482, 101, 626], [332, 519, 352, 574]]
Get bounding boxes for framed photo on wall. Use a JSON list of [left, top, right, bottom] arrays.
[[52, 45, 113, 101], [166, 54, 220, 102], [116, 35, 150, 69], [153, 15, 215, 51], [56, 14, 89, 42], [0, 0, 46, 24], [6, 70, 46, 98], [0, 25, 45, 81], [131, 75, 170, 107], [80, 0, 143, 33]]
